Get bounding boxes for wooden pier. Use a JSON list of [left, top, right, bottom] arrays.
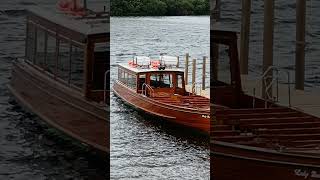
[[182, 53, 210, 99], [241, 74, 320, 119]]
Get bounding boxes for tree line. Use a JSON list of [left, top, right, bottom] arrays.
[[111, 0, 210, 16]]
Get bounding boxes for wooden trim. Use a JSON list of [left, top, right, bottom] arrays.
[[33, 26, 37, 64], [44, 31, 48, 69]]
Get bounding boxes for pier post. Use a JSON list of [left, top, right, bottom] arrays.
[[240, 0, 251, 75], [185, 53, 189, 85], [213, 0, 221, 21], [192, 59, 196, 93], [202, 56, 206, 90], [177, 56, 180, 67], [262, 0, 274, 99], [295, 0, 306, 90]]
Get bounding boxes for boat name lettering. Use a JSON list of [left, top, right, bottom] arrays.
[[201, 114, 210, 119], [294, 169, 320, 179]]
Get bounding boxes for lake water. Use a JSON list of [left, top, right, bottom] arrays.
[[110, 16, 210, 179]]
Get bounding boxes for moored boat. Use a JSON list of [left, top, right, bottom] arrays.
[[8, 5, 109, 154], [211, 30, 320, 179], [112, 55, 210, 134]]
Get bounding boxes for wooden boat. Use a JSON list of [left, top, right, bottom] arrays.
[[112, 56, 210, 134], [211, 30, 320, 179], [8, 6, 109, 155]]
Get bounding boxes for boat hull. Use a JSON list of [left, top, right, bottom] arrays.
[[9, 60, 109, 154], [112, 80, 210, 134], [211, 141, 320, 180]]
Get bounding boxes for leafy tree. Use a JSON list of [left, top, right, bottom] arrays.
[[111, 0, 209, 16]]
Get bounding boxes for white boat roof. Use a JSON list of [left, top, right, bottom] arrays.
[[27, 6, 109, 35], [118, 63, 184, 73]]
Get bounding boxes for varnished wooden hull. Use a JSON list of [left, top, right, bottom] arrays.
[[211, 141, 320, 180], [9, 59, 109, 154], [112, 80, 210, 134]]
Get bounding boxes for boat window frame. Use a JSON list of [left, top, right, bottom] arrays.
[[25, 19, 87, 92], [149, 72, 174, 89], [118, 66, 138, 90]]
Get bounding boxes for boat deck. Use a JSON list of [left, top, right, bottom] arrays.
[[213, 107, 320, 155], [152, 95, 210, 109]]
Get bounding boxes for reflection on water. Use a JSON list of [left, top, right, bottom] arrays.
[[110, 16, 210, 179]]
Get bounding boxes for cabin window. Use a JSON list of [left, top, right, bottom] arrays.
[[35, 28, 46, 67], [150, 73, 173, 88], [26, 22, 36, 62], [58, 39, 71, 82], [176, 74, 183, 88], [138, 74, 146, 90], [70, 45, 84, 88], [215, 44, 231, 85], [120, 69, 125, 83], [46, 34, 56, 74], [118, 68, 121, 80], [119, 69, 125, 83], [127, 74, 136, 89], [92, 43, 108, 90]]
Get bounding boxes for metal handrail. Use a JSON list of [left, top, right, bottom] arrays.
[[191, 82, 196, 95], [252, 66, 291, 108], [142, 83, 154, 97]]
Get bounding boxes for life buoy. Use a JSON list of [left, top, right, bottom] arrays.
[[151, 60, 160, 69], [128, 60, 137, 68]]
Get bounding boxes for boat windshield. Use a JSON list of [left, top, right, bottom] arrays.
[[150, 73, 173, 88]]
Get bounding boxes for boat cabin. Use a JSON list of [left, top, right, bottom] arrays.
[[117, 56, 187, 97], [24, 6, 109, 103], [212, 30, 276, 109]]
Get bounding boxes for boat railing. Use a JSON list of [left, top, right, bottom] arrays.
[[142, 83, 154, 97], [253, 66, 291, 108]]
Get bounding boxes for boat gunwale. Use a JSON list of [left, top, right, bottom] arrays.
[[13, 59, 108, 120], [8, 71, 109, 153], [212, 141, 320, 169]]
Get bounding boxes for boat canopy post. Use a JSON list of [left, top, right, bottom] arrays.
[[240, 0, 252, 75], [295, 0, 306, 90], [84, 41, 94, 98], [202, 56, 206, 90], [212, 43, 219, 80], [185, 53, 189, 85], [262, 0, 275, 99]]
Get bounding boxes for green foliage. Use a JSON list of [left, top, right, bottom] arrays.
[[110, 0, 209, 16]]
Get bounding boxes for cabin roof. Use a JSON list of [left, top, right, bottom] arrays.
[[27, 6, 109, 37], [118, 63, 184, 74]]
